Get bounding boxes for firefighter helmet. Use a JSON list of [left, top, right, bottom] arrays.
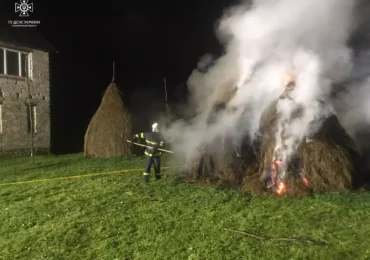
[[152, 122, 159, 132]]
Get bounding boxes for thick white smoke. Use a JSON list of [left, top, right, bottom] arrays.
[[163, 0, 370, 171], [334, 49, 370, 160]]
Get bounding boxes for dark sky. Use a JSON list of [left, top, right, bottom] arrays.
[[1, 0, 237, 153]]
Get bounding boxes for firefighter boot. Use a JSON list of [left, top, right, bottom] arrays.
[[155, 174, 161, 180], [143, 175, 149, 183]]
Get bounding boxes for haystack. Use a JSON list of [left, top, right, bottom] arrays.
[[242, 93, 364, 196], [207, 80, 238, 124], [186, 136, 259, 189], [84, 82, 132, 158], [185, 80, 259, 189], [185, 80, 367, 196]]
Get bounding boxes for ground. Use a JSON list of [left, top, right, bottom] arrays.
[[1, 154, 370, 259]]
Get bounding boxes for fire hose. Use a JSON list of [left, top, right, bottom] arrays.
[[224, 228, 327, 246], [126, 140, 174, 154]]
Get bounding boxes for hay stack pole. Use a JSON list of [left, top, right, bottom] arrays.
[[164, 77, 167, 104], [112, 60, 115, 82], [83, 61, 132, 158]]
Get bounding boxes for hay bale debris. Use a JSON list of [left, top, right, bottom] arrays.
[[84, 82, 132, 158]]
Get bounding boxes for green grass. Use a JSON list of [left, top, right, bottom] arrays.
[[1, 153, 370, 259]]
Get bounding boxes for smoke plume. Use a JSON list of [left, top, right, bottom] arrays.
[[163, 0, 370, 169]]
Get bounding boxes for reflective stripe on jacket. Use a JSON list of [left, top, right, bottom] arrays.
[[134, 132, 165, 157]]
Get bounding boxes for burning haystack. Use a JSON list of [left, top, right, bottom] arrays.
[[185, 80, 260, 188], [164, 0, 370, 196], [84, 82, 132, 158], [186, 79, 365, 196], [242, 81, 363, 196], [186, 137, 259, 189]]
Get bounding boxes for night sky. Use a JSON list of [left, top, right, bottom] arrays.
[[0, 0, 237, 154]]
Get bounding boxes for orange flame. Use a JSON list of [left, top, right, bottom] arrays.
[[276, 181, 286, 195], [302, 177, 309, 186], [269, 160, 285, 193], [300, 172, 309, 187]]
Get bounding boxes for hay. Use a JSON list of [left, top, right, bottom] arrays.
[[185, 90, 367, 196], [186, 135, 259, 190], [84, 82, 132, 158], [248, 95, 363, 195], [186, 81, 258, 191], [207, 81, 238, 125]]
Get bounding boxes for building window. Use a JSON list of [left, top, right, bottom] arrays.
[[21, 53, 28, 77], [27, 105, 37, 133], [6, 50, 18, 76], [0, 104, 2, 134], [0, 47, 30, 77], [0, 49, 4, 74]]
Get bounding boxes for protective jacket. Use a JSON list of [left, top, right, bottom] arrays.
[[133, 132, 165, 157]]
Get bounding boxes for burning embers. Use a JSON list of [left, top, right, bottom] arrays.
[[265, 159, 287, 194], [276, 181, 286, 195], [265, 158, 309, 195]]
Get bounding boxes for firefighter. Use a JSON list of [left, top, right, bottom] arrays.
[[132, 123, 165, 182]]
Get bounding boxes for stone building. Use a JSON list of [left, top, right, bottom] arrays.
[[0, 28, 56, 154]]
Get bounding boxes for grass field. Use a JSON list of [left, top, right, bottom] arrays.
[[1, 153, 370, 259]]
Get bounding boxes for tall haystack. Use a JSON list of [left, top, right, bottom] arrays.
[[242, 92, 365, 196], [84, 80, 132, 158], [185, 80, 259, 189], [207, 80, 238, 124]]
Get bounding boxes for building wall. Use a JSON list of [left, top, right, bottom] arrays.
[[0, 46, 50, 154]]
